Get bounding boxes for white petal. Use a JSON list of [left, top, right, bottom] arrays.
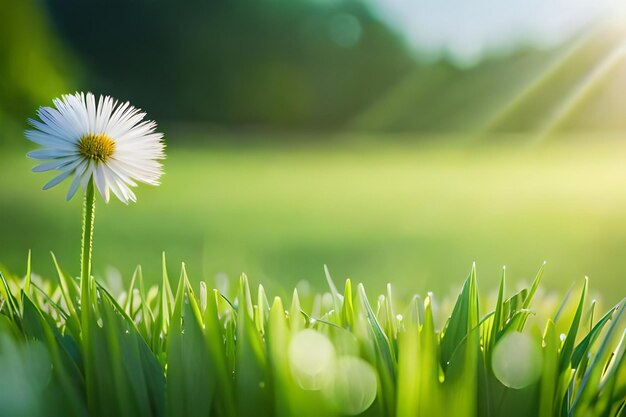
[[25, 130, 76, 149], [27, 91, 165, 203], [102, 166, 131, 204], [93, 163, 110, 203], [43, 168, 73, 190], [81, 161, 96, 190], [28, 149, 76, 160], [33, 156, 80, 172], [66, 160, 88, 201]]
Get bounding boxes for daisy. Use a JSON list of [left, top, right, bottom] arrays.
[[26, 92, 165, 204]]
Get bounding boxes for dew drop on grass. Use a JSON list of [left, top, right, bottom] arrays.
[[323, 356, 377, 415], [492, 331, 543, 389], [289, 329, 336, 390]]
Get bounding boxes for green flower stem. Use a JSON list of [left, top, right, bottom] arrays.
[[79, 179, 97, 415], [80, 180, 96, 326]]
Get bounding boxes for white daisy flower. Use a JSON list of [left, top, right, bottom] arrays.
[[26, 92, 165, 204]]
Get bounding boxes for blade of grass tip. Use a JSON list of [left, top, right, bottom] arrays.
[[324, 265, 343, 319], [511, 262, 546, 332], [469, 263, 480, 327], [487, 267, 506, 368], [377, 294, 390, 337], [240, 274, 254, 320], [357, 283, 396, 364], [124, 266, 139, 316], [341, 279, 355, 329], [559, 278, 588, 374], [161, 253, 174, 324], [554, 282, 576, 323], [171, 263, 186, 319], [289, 288, 305, 332], [440, 263, 479, 371], [256, 284, 269, 335], [24, 249, 32, 300], [156, 255, 174, 351], [182, 265, 205, 326], [0, 271, 19, 321], [199, 281, 208, 313], [522, 262, 546, 310], [406, 294, 423, 327], [386, 283, 398, 340]]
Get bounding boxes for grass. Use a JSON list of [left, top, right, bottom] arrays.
[[2, 136, 626, 304], [1, 134, 626, 416], [0, 256, 623, 416]]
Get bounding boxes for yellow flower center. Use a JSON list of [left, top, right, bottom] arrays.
[[78, 133, 116, 162]]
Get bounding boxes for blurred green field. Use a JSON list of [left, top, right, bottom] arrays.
[[2, 136, 626, 304]]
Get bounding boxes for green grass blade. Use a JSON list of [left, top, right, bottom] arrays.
[[236, 274, 272, 417], [440, 264, 479, 370], [559, 278, 588, 374], [357, 283, 396, 416]]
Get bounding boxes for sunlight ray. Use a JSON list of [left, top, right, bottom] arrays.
[[536, 40, 626, 140], [481, 31, 593, 135]]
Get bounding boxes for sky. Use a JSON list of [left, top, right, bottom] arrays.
[[368, 0, 626, 65]]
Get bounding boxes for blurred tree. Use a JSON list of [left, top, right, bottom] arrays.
[[0, 0, 76, 144], [44, 0, 415, 131]]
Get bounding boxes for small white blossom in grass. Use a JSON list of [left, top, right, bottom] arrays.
[[26, 92, 165, 204]]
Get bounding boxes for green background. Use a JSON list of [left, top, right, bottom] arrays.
[[2, 0, 626, 305]]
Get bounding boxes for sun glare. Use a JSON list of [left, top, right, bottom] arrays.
[[604, 0, 626, 21]]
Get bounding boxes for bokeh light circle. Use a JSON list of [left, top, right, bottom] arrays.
[[323, 356, 378, 415], [492, 331, 543, 389], [288, 329, 336, 390]]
